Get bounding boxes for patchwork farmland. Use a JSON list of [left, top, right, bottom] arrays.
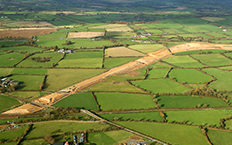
[[2, 1, 232, 144]]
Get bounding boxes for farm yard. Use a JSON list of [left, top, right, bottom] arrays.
[[2, 1, 232, 144]]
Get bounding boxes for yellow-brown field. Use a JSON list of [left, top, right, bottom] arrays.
[[105, 47, 146, 57], [68, 32, 105, 38]]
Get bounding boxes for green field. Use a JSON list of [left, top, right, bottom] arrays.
[[17, 52, 62, 67], [104, 57, 140, 68], [0, 46, 44, 53], [0, 40, 27, 46], [100, 112, 163, 121], [203, 68, 232, 91], [53, 93, 98, 110], [157, 95, 228, 108], [95, 93, 155, 110], [11, 68, 47, 75], [163, 55, 205, 68], [192, 54, 232, 66], [0, 68, 14, 77], [207, 129, 232, 145], [117, 122, 208, 145], [36, 39, 113, 49], [0, 95, 20, 112], [58, 51, 103, 68], [128, 44, 164, 53], [0, 53, 24, 67], [21, 139, 48, 145], [168, 69, 213, 84], [8, 91, 47, 100], [86, 74, 145, 93], [9, 75, 45, 90], [45, 69, 104, 91], [88, 130, 136, 145], [25, 122, 110, 139], [166, 109, 232, 126], [132, 79, 191, 94], [0, 125, 28, 140], [147, 68, 169, 79]]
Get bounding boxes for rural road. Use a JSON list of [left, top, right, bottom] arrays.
[[3, 42, 232, 115]]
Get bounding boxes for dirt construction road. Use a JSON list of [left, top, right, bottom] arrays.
[[3, 42, 232, 115]]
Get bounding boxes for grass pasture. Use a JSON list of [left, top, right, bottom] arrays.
[[0, 125, 28, 141], [10, 75, 45, 90], [100, 112, 162, 121], [21, 139, 48, 145], [53, 93, 98, 110], [132, 79, 191, 94], [203, 68, 232, 91], [88, 130, 137, 145], [168, 69, 213, 84], [45, 69, 104, 91], [0, 68, 14, 77], [147, 69, 169, 79], [117, 122, 208, 145], [0, 95, 20, 112], [0, 46, 44, 53], [58, 51, 103, 68], [90, 24, 132, 32], [163, 55, 205, 68], [192, 54, 232, 66], [128, 44, 164, 53], [0, 53, 24, 67], [201, 17, 226, 22], [0, 40, 27, 46], [157, 96, 228, 108], [166, 109, 232, 126], [26, 122, 110, 139], [105, 47, 145, 57], [8, 91, 48, 100], [207, 129, 232, 145], [86, 73, 145, 93], [17, 52, 62, 67], [95, 93, 155, 110], [104, 57, 140, 68], [11, 68, 47, 75]]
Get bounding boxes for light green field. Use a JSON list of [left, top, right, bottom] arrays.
[[169, 69, 213, 83], [201, 17, 226, 22], [21, 139, 48, 145], [45, 69, 104, 91], [144, 29, 163, 34], [11, 68, 47, 75], [149, 62, 172, 68], [192, 54, 232, 66], [95, 93, 156, 110], [132, 79, 191, 94], [0, 125, 28, 140], [10, 75, 45, 90], [163, 55, 205, 68], [8, 91, 47, 100], [207, 129, 232, 145], [104, 57, 140, 68], [0, 95, 20, 112], [86, 74, 145, 93], [162, 29, 183, 34], [100, 112, 162, 121], [147, 69, 169, 79], [0, 68, 14, 76], [17, 52, 62, 67], [207, 32, 227, 37], [36, 39, 113, 48], [58, 51, 103, 68], [0, 53, 24, 67], [25, 122, 110, 139], [183, 27, 210, 33], [128, 44, 164, 53], [166, 109, 232, 126], [117, 122, 208, 145], [225, 119, 232, 129], [53, 93, 98, 110], [203, 68, 232, 91], [158, 96, 228, 108], [106, 32, 136, 36], [0, 46, 44, 53], [88, 130, 136, 145]]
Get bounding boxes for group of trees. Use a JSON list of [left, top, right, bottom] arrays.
[[31, 56, 51, 63]]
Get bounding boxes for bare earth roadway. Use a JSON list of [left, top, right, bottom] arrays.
[[3, 42, 232, 114]]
